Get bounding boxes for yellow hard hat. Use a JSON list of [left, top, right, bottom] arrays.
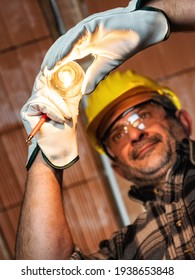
[[85, 70, 181, 154]]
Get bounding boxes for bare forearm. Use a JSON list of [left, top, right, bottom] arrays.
[[15, 152, 73, 260], [145, 0, 195, 31]]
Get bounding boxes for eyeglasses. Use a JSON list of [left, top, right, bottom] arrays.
[[100, 101, 168, 159]]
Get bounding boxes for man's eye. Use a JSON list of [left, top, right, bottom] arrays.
[[111, 129, 125, 143], [139, 112, 151, 120]]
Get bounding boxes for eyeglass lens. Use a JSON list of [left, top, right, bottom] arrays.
[[103, 102, 166, 156]]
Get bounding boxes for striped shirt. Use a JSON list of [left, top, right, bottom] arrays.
[[70, 139, 195, 259]]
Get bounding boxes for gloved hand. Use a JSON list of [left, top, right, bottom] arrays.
[[41, 0, 170, 94], [20, 71, 82, 170]]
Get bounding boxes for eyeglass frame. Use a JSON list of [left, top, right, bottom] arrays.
[[99, 99, 176, 160]]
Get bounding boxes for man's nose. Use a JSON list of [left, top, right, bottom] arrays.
[[126, 124, 147, 144]]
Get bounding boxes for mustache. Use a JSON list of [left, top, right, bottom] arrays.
[[130, 134, 163, 160]]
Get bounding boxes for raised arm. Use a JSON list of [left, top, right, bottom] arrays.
[[15, 67, 82, 259], [146, 0, 195, 31], [15, 152, 73, 259]]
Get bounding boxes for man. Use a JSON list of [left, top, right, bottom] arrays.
[[15, 0, 195, 259], [79, 69, 194, 259]]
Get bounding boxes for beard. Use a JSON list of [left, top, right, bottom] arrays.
[[115, 118, 186, 187]]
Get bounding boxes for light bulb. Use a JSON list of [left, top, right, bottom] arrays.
[[46, 61, 85, 98]]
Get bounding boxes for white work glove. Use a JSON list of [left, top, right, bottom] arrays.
[[20, 71, 82, 170], [41, 0, 170, 94]]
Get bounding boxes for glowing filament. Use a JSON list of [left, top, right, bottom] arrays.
[[47, 61, 85, 98]]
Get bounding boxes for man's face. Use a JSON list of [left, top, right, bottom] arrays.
[[102, 101, 188, 186]]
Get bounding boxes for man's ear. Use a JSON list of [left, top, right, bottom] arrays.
[[175, 109, 192, 136]]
